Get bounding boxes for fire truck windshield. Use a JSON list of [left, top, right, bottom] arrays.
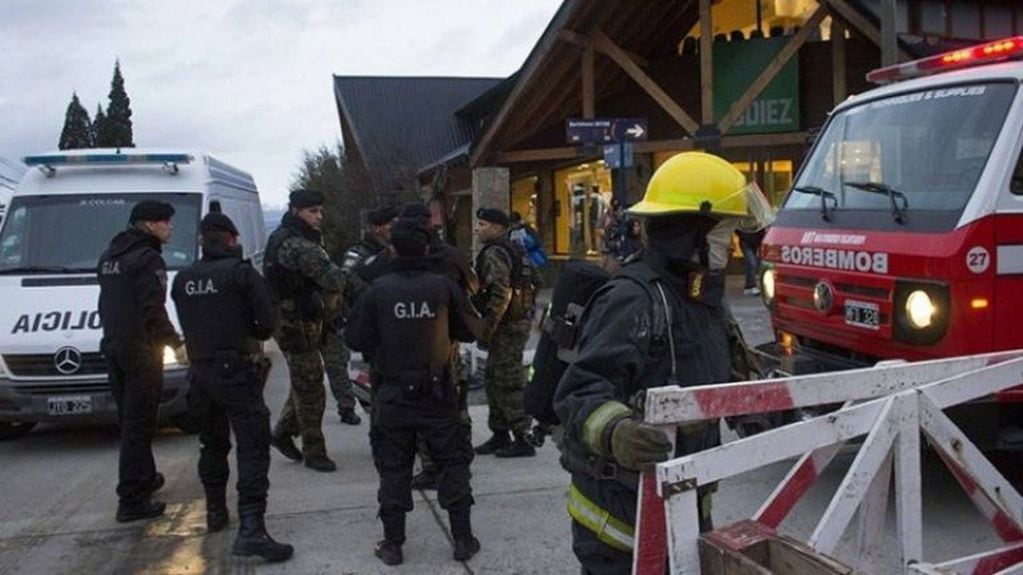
[[784, 81, 1017, 230]]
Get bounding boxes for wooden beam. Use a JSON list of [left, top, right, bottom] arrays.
[[719, 6, 827, 135], [582, 45, 595, 118], [558, 29, 649, 68], [495, 146, 589, 164], [832, 19, 847, 105], [822, 0, 911, 60], [879, 0, 897, 66], [700, 0, 713, 125], [591, 29, 700, 135]]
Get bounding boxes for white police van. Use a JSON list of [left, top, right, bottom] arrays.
[[0, 149, 267, 439]]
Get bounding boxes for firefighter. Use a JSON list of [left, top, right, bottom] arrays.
[[265, 189, 346, 472], [554, 152, 749, 573], [171, 213, 292, 562], [97, 200, 184, 523], [345, 217, 482, 566]]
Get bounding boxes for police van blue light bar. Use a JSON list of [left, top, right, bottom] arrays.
[[868, 36, 1023, 84], [23, 153, 193, 166]]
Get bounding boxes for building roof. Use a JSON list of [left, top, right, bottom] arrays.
[[333, 76, 502, 190]]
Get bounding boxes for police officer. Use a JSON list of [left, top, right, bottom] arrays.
[[401, 202, 479, 490], [554, 152, 750, 573], [473, 208, 535, 458], [171, 213, 293, 562], [265, 189, 346, 472], [346, 217, 482, 566], [321, 206, 398, 424], [98, 200, 185, 523]]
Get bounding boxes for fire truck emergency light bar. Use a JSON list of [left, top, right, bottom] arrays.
[[23, 153, 193, 176], [867, 36, 1023, 84]]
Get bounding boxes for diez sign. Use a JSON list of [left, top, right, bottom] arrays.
[[714, 37, 800, 134], [566, 118, 648, 145]]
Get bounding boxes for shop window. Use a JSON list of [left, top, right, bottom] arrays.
[[511, 177, 538, 228], [554, 161, 611, 256]]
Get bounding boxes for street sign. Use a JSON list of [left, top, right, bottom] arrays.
[[566, 117, 647, 145], [603, 142, 634, 169]]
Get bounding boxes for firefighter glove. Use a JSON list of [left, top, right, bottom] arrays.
[[610, 419, 672, 472]]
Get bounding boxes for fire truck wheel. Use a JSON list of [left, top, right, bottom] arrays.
[[0, 421, 37, 440]]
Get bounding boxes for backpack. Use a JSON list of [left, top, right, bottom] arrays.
[[479, 239, 543, 321], [510, 225, 549, 268], [524, 260, 672, 426]]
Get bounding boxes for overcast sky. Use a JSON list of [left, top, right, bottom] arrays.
[[0, 0, 560, 207]]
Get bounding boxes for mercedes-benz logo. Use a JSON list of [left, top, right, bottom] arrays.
[[54, 346, 83, 375], [813, 281, 834, 314]]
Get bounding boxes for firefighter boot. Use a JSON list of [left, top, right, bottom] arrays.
[[205, 487, 229, 532], [494, 431, 536, 458], [232, 511, 294, 562], [473, 431, 511, 455]]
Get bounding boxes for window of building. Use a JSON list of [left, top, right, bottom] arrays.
[[511, 176, 538, 229], [554, 161, 611, 256]]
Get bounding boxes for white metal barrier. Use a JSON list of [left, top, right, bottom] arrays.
[[630, 350, 1023, 575]]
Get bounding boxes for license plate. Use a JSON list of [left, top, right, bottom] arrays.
[[845, 300, 880, 330], [47, 395, 93, 416]]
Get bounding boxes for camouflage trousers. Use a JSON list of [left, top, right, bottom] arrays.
[[484, 319, 531, 435], [274, 349, 327, 459], [321, 328, 357, 414]]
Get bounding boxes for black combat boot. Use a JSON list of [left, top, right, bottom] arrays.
[[232, 512, 294, 563], [270, 430, 303, 462], [376, 511, 405, 565], [449, 508, 480, 561], [146, 472, 165, 496], [410, 465, 439, 490], [116, 499, 166, 523], [494, 432, 536, 458], [339, 410, 362, 425], [473, 431, 511, 455], [304, 454, 337, 472], [205, 487, 229, 533]]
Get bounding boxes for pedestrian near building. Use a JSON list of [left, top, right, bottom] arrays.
[[554, 152, 752, 573], [401, 203, 479, 491], [346, 218, 482, 566], [473, 208, 536, 458], [97, 200, 185, 523], [265, 189, 346, 472], [171, 213, 292, 562], [323, 205, 398, 424], [737, 227, 765, 295]]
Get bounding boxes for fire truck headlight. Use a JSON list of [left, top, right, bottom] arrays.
[[906, 290, 935, 329], [761, 267, 776, 304]]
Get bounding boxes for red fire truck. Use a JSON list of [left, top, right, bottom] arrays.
[[759, 37, 1023, 445]]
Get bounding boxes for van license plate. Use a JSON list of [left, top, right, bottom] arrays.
[[845, 300, 880, 330], [47, 395, 92, 416]]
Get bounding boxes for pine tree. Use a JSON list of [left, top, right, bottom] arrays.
[[92, 104, 108, 149], [58, 92, 93, 150], [103, 61, 134, 148]]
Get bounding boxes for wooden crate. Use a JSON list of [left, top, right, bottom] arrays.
[[699, 521, 853, 575]]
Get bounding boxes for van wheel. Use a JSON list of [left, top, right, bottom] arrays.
[[168, 413, 199, 435], [0, 421, 37, 440]]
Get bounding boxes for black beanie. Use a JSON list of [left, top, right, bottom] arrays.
[[476, 207, 510, 227], [129, 200, 175, 223], [200, 212, 240, 236], [401, 203, 432, 225], [390, 218, 430, 257], [289, 189, 324, 209]]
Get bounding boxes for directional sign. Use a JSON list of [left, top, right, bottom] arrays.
[[566, 117, 648, 145]]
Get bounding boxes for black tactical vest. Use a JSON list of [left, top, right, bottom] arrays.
[[172, 257, 260, 361]]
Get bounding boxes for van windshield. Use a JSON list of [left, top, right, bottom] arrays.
[[785, 82, 1017, 222], [0, 193, 201, 273]]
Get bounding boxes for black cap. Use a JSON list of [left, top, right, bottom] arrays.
[[289, 189, 324, 209], [401, 203, 431, 224], [200, 212, 239, 236], [390, 217, 430, 257], [367, 205, 400, 226], [476, 207, 510, 227], [129, 200, 175, 223]]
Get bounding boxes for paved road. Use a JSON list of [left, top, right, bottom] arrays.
[[0, 279, 1013, 573]]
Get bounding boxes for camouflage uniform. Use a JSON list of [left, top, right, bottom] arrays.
[[267, 213, 346, 460], [475, 237, 531, 436]]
